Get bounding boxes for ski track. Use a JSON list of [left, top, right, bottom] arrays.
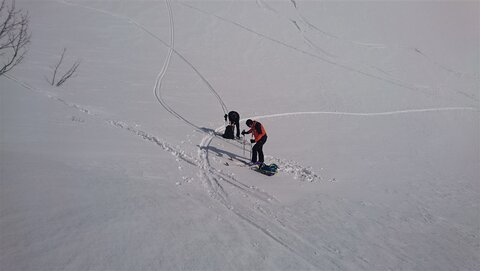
[[6, 1, 479, 268], [3, 74, 201, 167], [287, 0, 479, 80], [178, 2, 432, 96], [151, 0, 199, 129], [251, 107, 478, 119], [257, 0, 336, 59], [57, 0, 228, 116], [180, 1, 478, 99]]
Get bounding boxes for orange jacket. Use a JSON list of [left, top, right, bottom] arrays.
[[248, 121, 267, 142]]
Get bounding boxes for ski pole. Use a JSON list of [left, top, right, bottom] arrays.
[[243, 134, 245, 157], [250, 135, 253, 161]]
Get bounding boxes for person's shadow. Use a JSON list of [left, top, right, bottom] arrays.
[[198, 127, 251, 164], [199, 127, 217, 134], [211, 145, 250, 163]]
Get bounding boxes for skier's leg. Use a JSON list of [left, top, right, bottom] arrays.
[[258, 145, 264, 163], [251, 143, 258, 163], [235, 121, 240, 138], [257, 136, 267, 163]]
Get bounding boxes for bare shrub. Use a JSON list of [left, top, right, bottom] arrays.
[[49, 48, 81, 87], [0, 0, 30, 75]]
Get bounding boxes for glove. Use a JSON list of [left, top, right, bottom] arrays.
[[250, 139, 255, 143], [224, 114, 228, 121], [241, 130, 246, 135]]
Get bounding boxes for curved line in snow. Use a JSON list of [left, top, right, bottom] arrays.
[[152, 0, 202, 129], [244, 107, 478, 121], [210, 106, 478, 158]]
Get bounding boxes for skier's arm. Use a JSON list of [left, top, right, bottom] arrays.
[[255, 122, 262, 134], [241, 128, 252, 135]]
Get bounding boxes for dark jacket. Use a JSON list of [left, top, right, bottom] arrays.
[[227, 111, 240, 123]]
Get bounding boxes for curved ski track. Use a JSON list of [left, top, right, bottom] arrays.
[[58, 0, 228, 117], [9, 1, 480, 269]]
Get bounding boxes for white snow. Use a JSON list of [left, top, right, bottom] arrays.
[[1, 0, 478, 270]]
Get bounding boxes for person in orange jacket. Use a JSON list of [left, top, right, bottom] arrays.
[[241, 119, 267, 164]]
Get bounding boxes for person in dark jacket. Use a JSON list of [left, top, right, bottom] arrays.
[[224, 111, 241, 138], [241, 119, 267, 164]]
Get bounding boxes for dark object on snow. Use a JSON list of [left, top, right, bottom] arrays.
[[225, 111, 240, 138], [222, 124, 235, 139], [254, 163, 278, 176]]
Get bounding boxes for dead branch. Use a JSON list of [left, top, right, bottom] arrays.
[[49, 47, 66, 85], [49, 47, 80, 87], [0, 0, 30, 75], [55, 59, 80, 87]]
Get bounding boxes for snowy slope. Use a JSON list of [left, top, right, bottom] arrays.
[[1, 0, 479, 270]]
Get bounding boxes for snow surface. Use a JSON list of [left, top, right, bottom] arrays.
[[1, 0, 479, 270]]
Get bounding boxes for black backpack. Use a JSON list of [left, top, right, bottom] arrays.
[[222, 124, 235, 139]]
